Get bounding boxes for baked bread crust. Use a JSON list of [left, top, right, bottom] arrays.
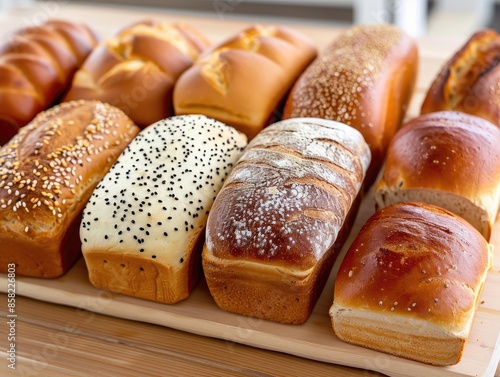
[[203, 117, 370, 324], [330, 202, 492, 366], [0, 100, 139, 277], [283, 24, 418, 186]]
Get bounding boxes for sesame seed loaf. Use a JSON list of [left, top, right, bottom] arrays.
[[80, 115, 247, 304], [173, 25, 317, 140], [330, 202, 492, 366], [64, 19, 210, 128], [0, 100, 139, 278], [374, 111, 500, 240], [283, 24, 418, 187], [203, 117, 371, 324]]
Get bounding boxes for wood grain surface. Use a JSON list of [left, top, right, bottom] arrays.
[[0, 2, 499, 377]]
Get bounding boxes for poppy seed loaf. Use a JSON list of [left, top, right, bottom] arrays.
[[80, 115, 247, 304]]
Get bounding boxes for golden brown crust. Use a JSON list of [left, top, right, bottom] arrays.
[[421, 29, 500, 126], [63, 20, 210, 128], [375, 111, 500, 239], [203, 118, 370, 324], [173, 25, 317, 140], [0, 20, 98, 144], [283, 24, 418, 186], [332, 202, 491, 365], [0, 100, 139, 277]]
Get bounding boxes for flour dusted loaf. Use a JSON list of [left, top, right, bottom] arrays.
[[64, 20, 209, 128], [0, 20, 98, 144], [173, 25, 317, 139], [330, 202, 492, 366], [421, 29, 500, 127], [283, 24, 418, 186], [0, 100, 139, 278], [203, 118, 371, 324], [375, 111, 500, 240], [81, 115, 247, 304]]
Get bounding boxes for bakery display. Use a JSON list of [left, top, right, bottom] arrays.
[[0, 20, 98, 145], [64, 20, 210, 128], [0, 100, 139, 278], [283, 24, 418, 186], [173, 25, 317, 139], [421, 29, 500, 127], [375, 111, 500, 240], [203, 117, 371, 324], [330, 202, 492, 366], [80, 115, 247, 304]]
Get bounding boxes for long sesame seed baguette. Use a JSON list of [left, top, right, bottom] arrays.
[[203, 117, 371, 324], [330, 202, 492, 366], [173, 25, 317, 140], [80, 115, 247, 304], [0, 100, 139, 278], [283, 24, 418, 187], [0, 20, 98, 145]]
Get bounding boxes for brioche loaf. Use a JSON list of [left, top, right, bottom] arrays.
[[64, 20, 210, 128], [80, 115, 247, 304], [421, 29, 500, 127], [0, 20, 98, 144], [173, 25, 317, 139], [283, 24, 418, 186], [375, 111, 500, 240], [0, 100, 139, 278], [330, 202, 492, 366], [203, 118, 371, 324]]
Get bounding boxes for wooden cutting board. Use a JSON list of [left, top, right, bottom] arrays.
[[1, 189, 499, 377]]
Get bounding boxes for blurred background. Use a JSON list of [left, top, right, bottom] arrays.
[[0, 0, 498, 37]]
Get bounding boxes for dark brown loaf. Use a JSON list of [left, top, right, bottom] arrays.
[[330, 202, 492, 366], [0, 100, 139, 278], [421, 29, 500, 126], [203, 117, 371, 324], [374, 111, 500, 240], [173, 25, 317, 140], [0, 20, 98, 144], [63, 19, 210, 128], [283, 24, 418, 186]]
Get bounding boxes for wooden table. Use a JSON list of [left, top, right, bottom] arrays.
[[0, 2, 498, 376]]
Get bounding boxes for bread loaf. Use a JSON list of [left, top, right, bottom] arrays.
[[0, 100, 139, 278], [80, 115, 247, 304], [375, 111, 500, 240], [283, 24, 418, 186], [330, 202, 492, 366], [173, 25, 317, 139], [203, 117, 371, 324], [64, 20, 210, 128], [421, 29, 500, 127], [0, 20, 98, 144]]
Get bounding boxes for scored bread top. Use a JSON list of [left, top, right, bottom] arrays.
[[80, 115, 247, 267], [0, 100, 139, 241], [205, 118, 370, 270], [334, 202, 491, 335]]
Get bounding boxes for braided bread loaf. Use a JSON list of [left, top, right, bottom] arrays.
[[0, 20, 98, 144]]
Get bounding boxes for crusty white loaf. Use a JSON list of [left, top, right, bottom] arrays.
[[0, 100, 139, 278], [375, 111, 500, 240], [330, 202, 492, 366], [203, 118, 371, 324], [81, 115, 247, 304]]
